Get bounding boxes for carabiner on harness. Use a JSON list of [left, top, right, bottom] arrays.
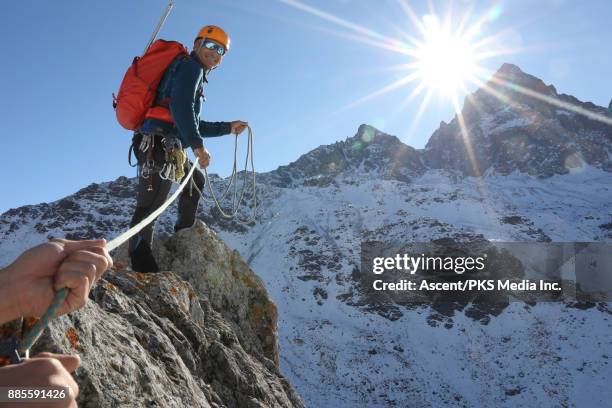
[[141, 160, 155, 179], [159, 162, 175, 180], [160, 137, 186, 182], [139, 134, 153, 152]]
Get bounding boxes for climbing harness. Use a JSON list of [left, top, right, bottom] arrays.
[[133, 134, 187, 184], [160, 137, 186, 182], [137, 133, 157, 191]]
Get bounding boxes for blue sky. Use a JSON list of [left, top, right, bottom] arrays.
[[1, 0, 611, 213]]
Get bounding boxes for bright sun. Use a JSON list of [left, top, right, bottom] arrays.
[[278, 0, 512, 116], [414, 15, 478, 98]]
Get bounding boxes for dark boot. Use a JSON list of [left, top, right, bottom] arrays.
[[130, 239, 159, 273]]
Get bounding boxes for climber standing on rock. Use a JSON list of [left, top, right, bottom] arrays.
[[128, 25, 248, 272]]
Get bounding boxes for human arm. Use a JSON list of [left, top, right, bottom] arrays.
[[199, 121, 231, 137], [198, 120, 248, 138], [0, 239, 112, 324], [191, 120, 249, 168]]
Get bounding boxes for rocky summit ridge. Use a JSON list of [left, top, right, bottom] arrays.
[[265, 63, 611, 184], [424, 63, 612, 177]]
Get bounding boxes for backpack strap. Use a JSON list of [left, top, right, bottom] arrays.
[[144, 55, 192, 124], [156, 54, 190, 105]]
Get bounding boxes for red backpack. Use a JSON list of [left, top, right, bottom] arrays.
[[113, 40, 188, 130]]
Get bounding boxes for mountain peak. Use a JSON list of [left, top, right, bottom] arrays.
[[424, 64, 612, 177], [265, 124, 424, 187], [495, 62, 524, 76], [348, 124, 402, 149], [355, 123, 384, 141], [488, 62, 558, 97]]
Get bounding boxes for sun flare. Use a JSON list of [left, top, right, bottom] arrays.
[[278, 0, 529, 119], [414, 15, 478, 99]]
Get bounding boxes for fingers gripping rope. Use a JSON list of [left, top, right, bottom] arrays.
[[18, 163, 198, 355]]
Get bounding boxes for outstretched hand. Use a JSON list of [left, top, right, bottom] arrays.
[[0, 239, 112, 323], [230, 120, 249, 136]]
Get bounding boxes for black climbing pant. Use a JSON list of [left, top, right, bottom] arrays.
[[128, 132, 205, 256]]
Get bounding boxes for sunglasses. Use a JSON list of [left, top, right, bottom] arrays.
[[203, 40, 226, 56]]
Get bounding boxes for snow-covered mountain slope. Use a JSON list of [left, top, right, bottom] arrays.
[[1, 64, 611, 407], [222, 165, 612, 408]]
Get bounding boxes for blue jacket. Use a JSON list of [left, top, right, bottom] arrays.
[[139, 51, 231, 149]]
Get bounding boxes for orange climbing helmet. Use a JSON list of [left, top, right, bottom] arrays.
[[196, 25, 230, 52]]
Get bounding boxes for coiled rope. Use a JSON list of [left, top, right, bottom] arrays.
[[198, 125, 257, 223]]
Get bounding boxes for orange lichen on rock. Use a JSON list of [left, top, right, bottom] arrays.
[[129, 272, 150, 291], [239, 272, 257, 289], [252, 304, 264, 325], [263, 302, 278, 337], [134, 272, 155, 282], [266, 302, 278, 322], [65, 327, 82, 351], [103, 281, 118, 291], [111, 260, 128, 272]]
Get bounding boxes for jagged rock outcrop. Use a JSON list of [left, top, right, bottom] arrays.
[[27, 222, 304, 408], [264, 124, 425, 187], [424, 63, 612, 177], [262, 64, 611, 184], [157, 222, 280, 366]]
